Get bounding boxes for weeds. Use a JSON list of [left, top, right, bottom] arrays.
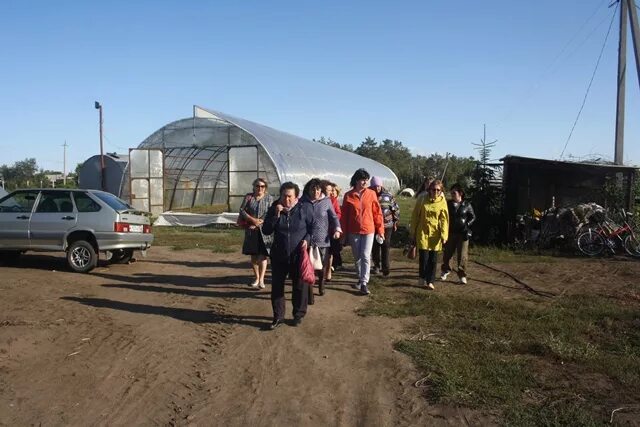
[[153, 226, 243, 252], [361, 282, 640, 424]]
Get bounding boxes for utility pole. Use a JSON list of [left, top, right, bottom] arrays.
[[95, 101, 105, 190], [62, 140, 68, 186], [614, 0, 640, 165]]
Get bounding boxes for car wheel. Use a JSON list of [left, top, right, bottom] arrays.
[[67, 240, 97, 273], [109, 249, 134, 264]]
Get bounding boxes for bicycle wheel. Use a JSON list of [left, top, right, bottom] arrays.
[[576, 230, 605, 256], [623, 234, 640, 257]]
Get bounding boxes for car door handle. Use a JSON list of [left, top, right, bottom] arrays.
[[16, 215, 29, 220], [61, 216, 75, 220]]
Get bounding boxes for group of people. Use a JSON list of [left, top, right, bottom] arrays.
[[410, 178, 476, 289], [237, 170, 475, 330]]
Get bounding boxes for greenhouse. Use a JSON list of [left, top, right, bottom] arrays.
[[122, 106, 399, 212]]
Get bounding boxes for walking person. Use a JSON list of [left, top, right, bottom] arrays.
[[441, 184, 475, 284], [239, 178, 274, 289], [262, 182, 315, 329], [341, 168, 384, 295], [322, 180, 342, 281], [410, 179, 449, 290], [329, 183, 344, 272], [301, 178, 342, 300], [369, 176, 400, 276]]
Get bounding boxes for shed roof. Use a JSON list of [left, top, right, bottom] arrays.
[[501, 155, 638, 171]]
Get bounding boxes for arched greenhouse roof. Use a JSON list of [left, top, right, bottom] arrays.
[[193, 106, 400, 192], [134, 106, 400, 211]]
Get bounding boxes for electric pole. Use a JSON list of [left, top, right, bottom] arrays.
[[62, 140, 68, 186], [95, 101, 105, 190], [614, 0, 640, 165]]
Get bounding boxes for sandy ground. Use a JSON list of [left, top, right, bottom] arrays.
[[1, 247, 638, 426]]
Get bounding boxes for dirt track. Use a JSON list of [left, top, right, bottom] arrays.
[[0, 247, 491, 426], [3, 247, 639, 426]]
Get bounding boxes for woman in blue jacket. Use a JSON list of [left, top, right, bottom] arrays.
[[262, 182, 315, 330]]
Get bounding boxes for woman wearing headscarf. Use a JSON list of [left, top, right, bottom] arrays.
[[340, 168, 384, 296], [410, 179, 449, 290], [262, 182, 315, 329], [238, 177, 274, 289], [369, 176, 400, 276], [301, 178, 342, 300]]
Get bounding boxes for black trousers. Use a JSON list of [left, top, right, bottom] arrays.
[[330, 237, 342, 267], [271, 254, 309, 321], [418, 249, 438, 284], [371, 227, 393, 273]]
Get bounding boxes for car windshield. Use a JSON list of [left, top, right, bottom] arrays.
[[93, 192, 132, 211]]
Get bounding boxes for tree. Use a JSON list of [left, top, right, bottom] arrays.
[[469, 126, 502, 243]]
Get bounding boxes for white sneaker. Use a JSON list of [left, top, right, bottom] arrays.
[[258, 282, 266, 289], [440, 271, 450, 281], [460, 277, 467, 285], [417, 278, 426, 287], [427, 283, 435, 290]]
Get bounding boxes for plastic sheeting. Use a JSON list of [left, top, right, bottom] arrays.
[[194, 106, 400, 193], [134, 106, 400, 212], [153, 212, 239, 227]]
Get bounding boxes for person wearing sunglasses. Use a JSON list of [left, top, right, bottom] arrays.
[[410, 179, 449, 290], [239, 178, 274, 289]]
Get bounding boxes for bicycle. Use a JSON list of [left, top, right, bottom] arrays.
[[576, 210, 640, 257]]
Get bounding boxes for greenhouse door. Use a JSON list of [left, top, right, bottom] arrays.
[[129, 148, 164, 215], [228, 145, 259, 212]]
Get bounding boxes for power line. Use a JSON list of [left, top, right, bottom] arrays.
[[560, 2, 619, 159], [497, 1, 608, 127]]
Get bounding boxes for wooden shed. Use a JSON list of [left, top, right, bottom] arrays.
[[502, 155, 637, 237]]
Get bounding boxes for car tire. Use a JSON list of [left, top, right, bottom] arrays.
[[109, 249, 134, 264], [67, 240, 98, 273]]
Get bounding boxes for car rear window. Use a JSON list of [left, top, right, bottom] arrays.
[[73, 192, 102, 212], [92, 192, 131, 211]]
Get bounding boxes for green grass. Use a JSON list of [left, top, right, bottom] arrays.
[[360, 283, 640, 425], [153, 226, 243, 252]]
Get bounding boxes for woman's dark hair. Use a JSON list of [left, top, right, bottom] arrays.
[[303, 178, 323, 197], [279, 181, 300, 197], [319, 179, 332, 195], [350, 168, 370, 187], [450, 183, 465, 200]]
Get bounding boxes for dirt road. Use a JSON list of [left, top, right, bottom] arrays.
[[0, 247, 487, 426]]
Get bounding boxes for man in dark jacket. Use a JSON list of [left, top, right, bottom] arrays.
[[440, 183, 476, 284], [262, 181, 315, 329]]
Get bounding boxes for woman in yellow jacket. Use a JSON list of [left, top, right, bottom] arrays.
[[410, 179, 449, 290]]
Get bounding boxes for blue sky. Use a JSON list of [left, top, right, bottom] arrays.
[[1, 0, 639, 173]]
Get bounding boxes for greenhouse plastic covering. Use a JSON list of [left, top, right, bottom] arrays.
[[132, 106, 399, 211]]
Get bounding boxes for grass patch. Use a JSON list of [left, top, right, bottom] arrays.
[[361, 283, 640, 424], [153, 226, 243, 252]]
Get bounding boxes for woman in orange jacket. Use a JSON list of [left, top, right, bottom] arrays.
[[340, 168, 384, 295]]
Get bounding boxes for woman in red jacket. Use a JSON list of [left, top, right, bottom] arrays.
[[340, 168, 384, 295]]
